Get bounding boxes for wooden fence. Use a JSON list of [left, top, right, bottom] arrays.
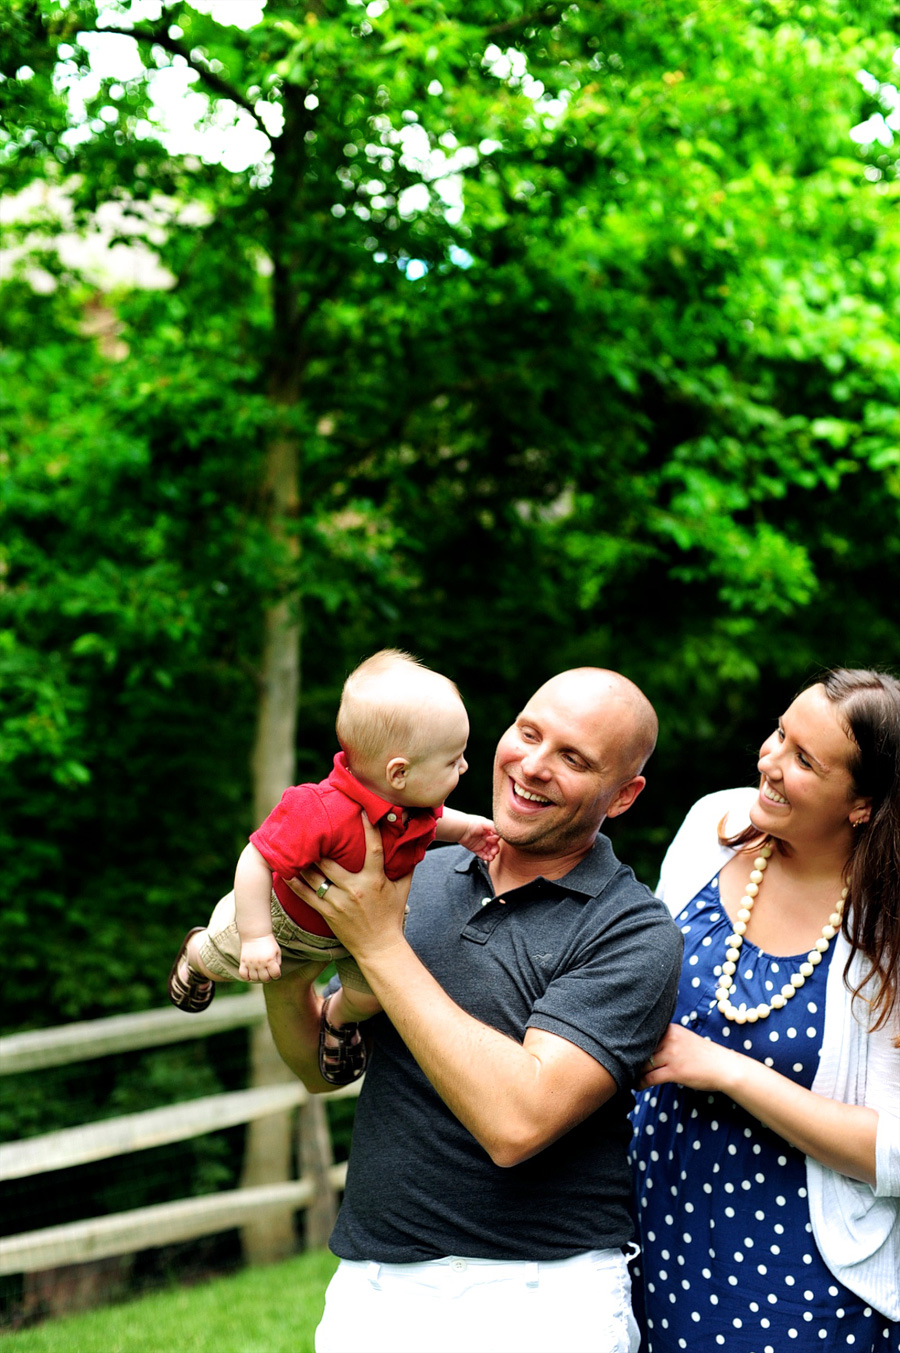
[[0, 992, 360, 1278]]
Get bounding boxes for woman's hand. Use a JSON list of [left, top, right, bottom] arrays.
[[638, 1021, 880, 1188], [639, 1022, 742, 1094], [285, 812, 413, 962]]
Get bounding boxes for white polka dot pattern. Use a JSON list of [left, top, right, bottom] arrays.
[[629, 878, 898, 1352]]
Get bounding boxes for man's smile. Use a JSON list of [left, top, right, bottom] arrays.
[[511, 779, 554, 807]]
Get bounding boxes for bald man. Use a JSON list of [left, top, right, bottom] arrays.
[[266, 669, 683, 1353]]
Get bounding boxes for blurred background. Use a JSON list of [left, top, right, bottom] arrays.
[[2, 0, 898, 1329]]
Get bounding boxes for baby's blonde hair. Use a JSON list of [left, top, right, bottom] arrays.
[[336, 649, 464, 771]]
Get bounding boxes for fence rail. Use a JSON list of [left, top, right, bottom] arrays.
[[0, 990, 268, 1074], [0, 994, 358, 1279], [0, 1173, 350, 1275]]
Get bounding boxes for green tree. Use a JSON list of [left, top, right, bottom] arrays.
[[2, 0, 898, 1029], [2, 0, 898, 1290]]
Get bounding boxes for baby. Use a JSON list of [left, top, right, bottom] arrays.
[[167, 649, 497, 1084]]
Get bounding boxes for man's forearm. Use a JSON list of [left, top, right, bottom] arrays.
[[359, 937, 615, 1167], [282, 823, 614, 1156], [263, 972, 332, 1094]]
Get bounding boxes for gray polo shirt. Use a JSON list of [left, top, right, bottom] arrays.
[[330, 837, 683, 1262]]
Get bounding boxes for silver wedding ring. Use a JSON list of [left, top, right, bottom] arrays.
[[315, 879, 332, 900], [647, 1054, 656, 1070]]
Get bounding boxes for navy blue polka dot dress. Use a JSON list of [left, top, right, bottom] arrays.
[[629, 876, 899, 1353]]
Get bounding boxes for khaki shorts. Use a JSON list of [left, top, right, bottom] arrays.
[[197, 889, 372, 993]]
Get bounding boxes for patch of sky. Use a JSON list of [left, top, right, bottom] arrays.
[[483, 43, 571, 124], [850, 59, 900, 148], [370, 120, 477, 226], [60, 0, 277, 174]]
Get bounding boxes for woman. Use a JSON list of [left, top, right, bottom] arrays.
[[630, 668, 900, 1352]]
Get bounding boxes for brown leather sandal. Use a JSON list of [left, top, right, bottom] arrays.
[[318, 993, 367, 1085], [167, 928, 215, 1013]]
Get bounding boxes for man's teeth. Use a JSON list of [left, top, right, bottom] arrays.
[[764, 780, 788, 805], [513, 782, 551, 805]]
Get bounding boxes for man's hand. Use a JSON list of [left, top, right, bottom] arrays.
[[289, 813, 413, 963], [289, 813, 617, 1164], [239, 933, 282, 983], [455, 815, 500, 862]]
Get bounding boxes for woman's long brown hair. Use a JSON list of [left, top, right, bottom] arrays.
[[721, 668, 900, 1035]]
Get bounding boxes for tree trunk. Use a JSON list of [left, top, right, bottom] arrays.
[[239, 1020, 301, 1264], [240, 429, 303, 1264], [251, 594, 301, 823], [298, 1097, 338, 1249]]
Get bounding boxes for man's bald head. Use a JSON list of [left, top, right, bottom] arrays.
[[531, 668, 658, 781], [492, 667, 658, 860]]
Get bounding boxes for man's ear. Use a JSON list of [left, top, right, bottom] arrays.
[[386, 756, 410, 790], [607, 775, 646, 819]]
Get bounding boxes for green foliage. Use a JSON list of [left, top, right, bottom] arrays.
[[0, 4, 897, 1310], [1, 0, 898, 1041]]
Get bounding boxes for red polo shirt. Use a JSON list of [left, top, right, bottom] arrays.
[[249, 752, 442, 936]]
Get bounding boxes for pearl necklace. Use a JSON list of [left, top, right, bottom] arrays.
[[714, 841, 847, 1024]]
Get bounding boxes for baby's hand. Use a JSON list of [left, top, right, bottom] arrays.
[[457, 816, 500, 862], [239, 934, 282, 983]]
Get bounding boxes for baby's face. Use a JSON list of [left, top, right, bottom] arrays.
[[397, 703, 470, 807]]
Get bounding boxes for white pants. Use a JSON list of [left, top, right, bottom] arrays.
[[315, 1248, 641, 1353]]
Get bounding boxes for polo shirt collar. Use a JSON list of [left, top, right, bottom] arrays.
[[327, 751, 409, 825], [453, 833, 619, 898]]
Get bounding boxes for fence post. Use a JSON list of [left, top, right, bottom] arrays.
[[297, 1097, 338, 1248], [239, 1021, 297, 1263]]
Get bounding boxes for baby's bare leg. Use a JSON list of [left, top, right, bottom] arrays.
[[323, 986, 383, 1029], [185, 930, 220, 981]]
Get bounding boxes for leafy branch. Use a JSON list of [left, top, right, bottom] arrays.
[[86, 23, 273, 138]]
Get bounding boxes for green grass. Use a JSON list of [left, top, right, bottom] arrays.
[[1, 1250, 339, 1353]]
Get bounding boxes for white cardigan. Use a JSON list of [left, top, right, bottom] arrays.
[[656, 788, 900, 1320]]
